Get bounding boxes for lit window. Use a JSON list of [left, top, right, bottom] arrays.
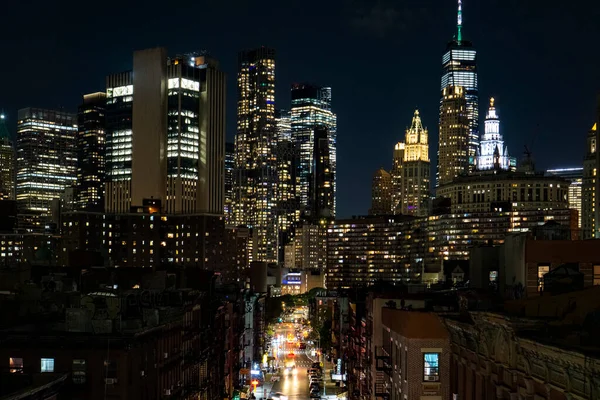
[[41, 358, 54, 373], [423, 353, 439, 381], [9, 357, 23, 373], [538, 265, 550, 292]]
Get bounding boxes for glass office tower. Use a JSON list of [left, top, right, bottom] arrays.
[[439, 0, 478, 184], [290, 83, 337, 218]]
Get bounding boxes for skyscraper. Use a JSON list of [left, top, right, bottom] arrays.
[[0, 114, 15, 200], [370, 167, 392, 215], [390, 142, 405, 214], [583, 122, 599, 239], [438, 86, 469, 186], [290, 83, 337, 218], [233, 47, 278, 262], [77, 92, 106, 211], [440, 0, 478, 181], [546, 167, 583, 229], [476, 98, 514, 171], [105, 48, 225, 214], [224, 141, 235, 223], [400, 110, 430, 215], [307, 127, 334, 222], [16, 108, 77, 230]]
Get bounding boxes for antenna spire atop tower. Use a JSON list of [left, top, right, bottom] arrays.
[[457, 0, 463, 43]]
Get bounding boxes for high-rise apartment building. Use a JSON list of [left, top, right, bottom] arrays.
[[0, 114, 15, 200], [476, 98, 514, 171], [401, 110, 430, 215], [546, 167, 583, 229], [391, 142, 405, 214], [77, 92, 106, 211], [105, 48, 225, 214], [16, 108, 77, 230], [583, 122, 599, 239], [224, 141, 235, 223], [370, 167, 392, 215], [439, 0, 478, 182], [438, 86, 469, 187], [233, 47, 278, 262], [291, 83, 337, 218]]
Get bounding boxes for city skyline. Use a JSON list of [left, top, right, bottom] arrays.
[[2, 0, 599, 218]]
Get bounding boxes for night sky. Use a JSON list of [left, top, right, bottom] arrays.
[[2, 0, 599, 218]]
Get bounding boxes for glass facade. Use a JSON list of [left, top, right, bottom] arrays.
[[224, 141, 235, 223], [440, 2, 478, 177], [546, 167, 583, 229], [290, 84, 337, 218], [77, 93, 106, 211], [16, 108, 77, 230], [0, 114, 15, 200]]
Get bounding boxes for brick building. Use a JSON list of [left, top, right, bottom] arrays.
[[380, 308, 450, 400], [442, 286, 600, 400]]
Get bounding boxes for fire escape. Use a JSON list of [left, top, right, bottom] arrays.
[[374, 346, 391, 400]]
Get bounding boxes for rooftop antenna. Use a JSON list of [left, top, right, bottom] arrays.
[[457, 0, 463, 43]]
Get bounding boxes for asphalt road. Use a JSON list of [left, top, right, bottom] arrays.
[[270, 352, 311, 400]]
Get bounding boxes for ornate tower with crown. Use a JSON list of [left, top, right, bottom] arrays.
[[400, 110, 430, 215], [476, 98, 512, 171]]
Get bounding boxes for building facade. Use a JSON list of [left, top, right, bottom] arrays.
[[370, 168, 392, 215], [16, 108, 77, 231], [381, 308, 451, 400], [583, 123, 599, 239], [437, 86, 469, 187], [0, 114, 14, 200], [400, 110, 430, 215], [224, 142, 235, 223], [390, 143, 405, 214], [233, 47, 277, 263], [476, 98, 514, 171], [440, 0, 478, 179], [546, 167, 583, 229], [436, 171, 569, 214], [77, 92, 106, 211], [105, 48, 225, 215], [291, 83, 337, 218]]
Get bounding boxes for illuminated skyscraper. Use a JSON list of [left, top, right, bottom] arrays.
[[370, 167, 392, 215], [307, 127, 334, 222], [233, 47, 277, 262], [16, 108, 77, 231], [438, 86, 469, 187], [224, 141, 235, 223], [400, 110, 430, 215], [390, 142, 405, 213], [546, 167, 583, 229], [0, 114, 15, 200], [476, 98, 513, 171], [77, 92, 106, 211], [105, 48, 225, 214], [583, 122, 599, 239], [290, 83, 337, 218], [440, 0, 478, 181]]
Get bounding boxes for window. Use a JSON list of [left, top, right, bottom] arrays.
[[72, 359, 86, 384], [41, 358, 55, 373], [403, 348, 407, 381], [423, 353, 439, 382], [9, 357, 23, 373], [594, 265, 600, 286], [538, 265, 550, 292]]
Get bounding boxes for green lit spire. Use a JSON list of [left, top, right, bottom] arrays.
[[0, 113, 10, 141], [457, 0, 463, 43]]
